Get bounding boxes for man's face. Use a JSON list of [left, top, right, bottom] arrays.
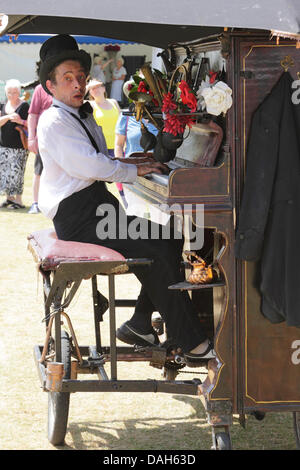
[[46, 60, 87, 108]]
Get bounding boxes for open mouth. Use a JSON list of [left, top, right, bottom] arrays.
[[73, 93, 83, 100]]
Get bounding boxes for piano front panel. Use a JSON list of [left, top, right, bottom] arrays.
[[125, 37, 236, 405], [169, 158, 230, 201]]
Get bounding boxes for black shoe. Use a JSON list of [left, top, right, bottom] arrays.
[[184, 341, 215, 367], [0, 199, 14, 208], [9, 202, 25, 210], [116, 322, 159, 347]]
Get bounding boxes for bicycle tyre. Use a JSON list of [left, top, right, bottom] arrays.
[[47, 330, 71, 446]]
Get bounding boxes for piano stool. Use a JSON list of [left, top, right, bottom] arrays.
[[28, 228, 154, 379], [28, 228, 221, 446]]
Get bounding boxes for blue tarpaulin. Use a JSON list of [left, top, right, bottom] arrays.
[[0, 34, 136, 45]]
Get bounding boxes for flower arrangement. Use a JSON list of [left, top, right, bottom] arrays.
[[124, 64, 232, 162], [104, 45, 121, 52], [125, 68, 198, 136]]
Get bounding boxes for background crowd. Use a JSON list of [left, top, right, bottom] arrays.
[[0, 48, 151, 213]]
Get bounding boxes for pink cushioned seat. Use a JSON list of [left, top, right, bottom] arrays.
[[28, 228, 126, 270]]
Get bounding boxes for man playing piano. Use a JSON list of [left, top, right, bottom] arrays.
[[36, 34, 214, 366]]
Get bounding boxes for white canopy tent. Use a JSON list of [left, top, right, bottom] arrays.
[[1, 1, 300, 100], [1, 0, 300, 47], [0, 34, 152, 101]]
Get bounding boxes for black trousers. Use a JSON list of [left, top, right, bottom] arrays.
[[53, 182, 207, 352]]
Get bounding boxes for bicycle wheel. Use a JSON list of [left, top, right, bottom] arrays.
[[47, 330, 71, 446]]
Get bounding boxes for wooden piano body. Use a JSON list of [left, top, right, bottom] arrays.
[[125, 31, 300, 428]]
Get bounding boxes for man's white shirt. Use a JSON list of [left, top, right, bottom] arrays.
[[37, 98, 137, 219]]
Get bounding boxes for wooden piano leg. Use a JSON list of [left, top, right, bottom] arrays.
[[191, 211, 236, 446], [198, 358, 233, 450]]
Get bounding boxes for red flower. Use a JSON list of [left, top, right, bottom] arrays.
[[178, 81, 197, 112], [161, 90, 195, 135], [137, 81, 148, 93], [163, 114, 195, 136], [162, 92, 177, 113], [137, 82, 159, 106], [148, 89, 159, 106], [209, 71, 218, 84]]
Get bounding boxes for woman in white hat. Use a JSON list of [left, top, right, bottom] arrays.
[[110, 57, 127, 104], [91, 54, 113, 84], [86, 79, 121, 157]]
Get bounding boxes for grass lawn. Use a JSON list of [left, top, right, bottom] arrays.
[[0, 156, 298, 450]]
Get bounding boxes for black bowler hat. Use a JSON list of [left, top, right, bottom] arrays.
[[39, 34, 91, 94]]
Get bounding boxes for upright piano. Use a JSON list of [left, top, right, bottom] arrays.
[[124, 31, 300, 429]]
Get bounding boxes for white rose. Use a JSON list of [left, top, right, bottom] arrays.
[[201, 81, 233, 116]]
